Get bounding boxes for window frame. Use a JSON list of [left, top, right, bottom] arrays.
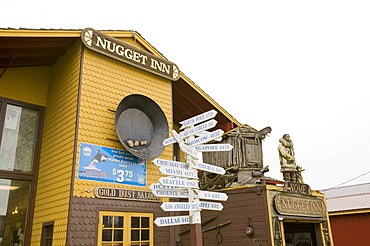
[[97, 211, 154, 246], [41, 221, 54, 246], [0, 96, 45, 246]]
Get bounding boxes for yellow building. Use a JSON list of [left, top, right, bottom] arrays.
[[0, 28, 240, 246]]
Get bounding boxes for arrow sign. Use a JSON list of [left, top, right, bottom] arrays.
[[152, 158, 187, 169], [161, 202, 200, 211], [199, 201, 224, 211], [152, 188, 188, 198], [154, 215, 190, 227], [180, 109, 217, 129], [159, 177, 199, 189], [159, 166, 198, 179], [179, 143, 199, 159], [194, 161, 226, 175], [198, 190, 228, 201], [149, 183, 183, 190], [163, 119, 218, 146], [188, 129, 224, 147], [196, 131, 222, 142], [195, 144, 233, 152]]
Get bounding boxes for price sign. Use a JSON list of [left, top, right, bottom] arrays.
[[78, 143, 146, 186]]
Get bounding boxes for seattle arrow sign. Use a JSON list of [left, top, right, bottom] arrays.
[[163, 119, 218, 146], [154, 215, 190, 227], [195, 144, 233, 152], [159, 177, 199, 189], [161, 202, 200, 211], [180, 109, 217, 129]]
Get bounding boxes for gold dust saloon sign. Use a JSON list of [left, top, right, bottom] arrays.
[[81, 28, 180, 81]]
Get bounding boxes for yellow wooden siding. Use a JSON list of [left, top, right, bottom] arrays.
[[31, 40, 81, 246], [0, 66, 49, 106], [73, 48, 173, 197]]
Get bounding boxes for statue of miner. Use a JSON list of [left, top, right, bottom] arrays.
[[278, 134, 297, 182]]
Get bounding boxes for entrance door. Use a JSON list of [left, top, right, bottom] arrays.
[[284, 222, 317, 246]]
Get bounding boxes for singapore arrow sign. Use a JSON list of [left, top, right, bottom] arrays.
[[195, 143, 233, 152]]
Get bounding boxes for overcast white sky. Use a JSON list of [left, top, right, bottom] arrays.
[[2, 0, 370, 190]]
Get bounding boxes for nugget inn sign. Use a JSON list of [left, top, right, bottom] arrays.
[[81, 28, 180, 81]]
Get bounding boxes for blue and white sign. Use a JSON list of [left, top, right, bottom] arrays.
[[78, 143, 146, 186]]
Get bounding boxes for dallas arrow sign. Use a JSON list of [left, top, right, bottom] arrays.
[[154, 215, 190, 227]]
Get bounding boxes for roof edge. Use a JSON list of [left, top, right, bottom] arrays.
[[179, 72, 242, 127]]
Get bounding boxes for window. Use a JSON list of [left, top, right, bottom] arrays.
[[41, 221, 54, 246], [98, 212, 153, 246], [0, 97, 44, 246]]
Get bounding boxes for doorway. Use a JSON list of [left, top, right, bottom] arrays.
[[283, 222, 317, 246]]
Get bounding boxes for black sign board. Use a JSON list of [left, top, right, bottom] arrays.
[[94, 186, 160, 202], [81, 28, 180, 81], [284, 182, 312, 195]]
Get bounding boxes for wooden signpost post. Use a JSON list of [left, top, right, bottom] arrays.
[[152, 109, 233, 246]]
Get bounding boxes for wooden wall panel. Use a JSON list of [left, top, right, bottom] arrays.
[[179, 186, 272, 246]]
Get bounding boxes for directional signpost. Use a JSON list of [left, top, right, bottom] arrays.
[[152, 109, 233, 246]]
